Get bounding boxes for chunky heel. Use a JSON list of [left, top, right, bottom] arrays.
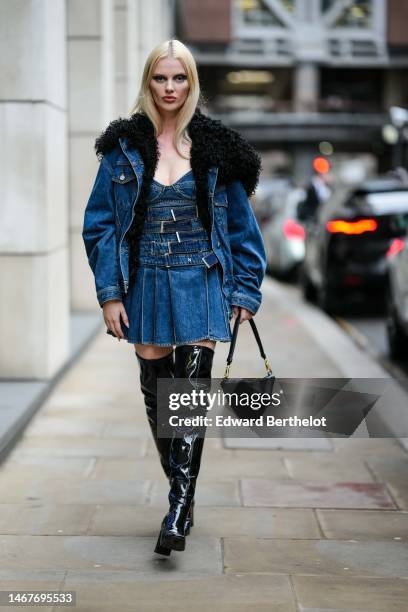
[[154, 531, 172, 556]]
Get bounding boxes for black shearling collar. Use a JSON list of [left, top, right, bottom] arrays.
[[95, 107, 261, 197]]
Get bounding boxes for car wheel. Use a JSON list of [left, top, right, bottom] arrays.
[[300, 268, 316, 303], [386, 293, 408, 360], [317, 281, 339, 315]]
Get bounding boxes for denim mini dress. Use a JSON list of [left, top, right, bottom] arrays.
[[121, 170, 232, 346]]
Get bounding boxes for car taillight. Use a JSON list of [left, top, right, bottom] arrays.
[[326, 219, 378, 234], [283, 219, 305, 240], [386, 238, 405, 258]]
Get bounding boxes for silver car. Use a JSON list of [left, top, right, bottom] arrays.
[[261, 187, 306, 278]]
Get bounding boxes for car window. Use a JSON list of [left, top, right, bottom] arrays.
[[365, 191, 408, 215]]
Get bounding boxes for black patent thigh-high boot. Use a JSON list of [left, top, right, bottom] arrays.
[[135, 350, 174, 481], [135, 349, 193, 557], [154, 345, 214, 553]]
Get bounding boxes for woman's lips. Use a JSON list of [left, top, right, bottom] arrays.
[[163, 97, 176, 102]]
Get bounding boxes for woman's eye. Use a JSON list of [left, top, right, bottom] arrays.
[[152, 75, 187, 83]]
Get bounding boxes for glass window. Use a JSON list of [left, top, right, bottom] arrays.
[[366, 192, 408, 215], [238, 0, 285, 26], [335, 1, 372, 28]]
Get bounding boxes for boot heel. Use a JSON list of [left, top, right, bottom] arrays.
[[154, 533, 172, 556], [161, 532, 185, 551]]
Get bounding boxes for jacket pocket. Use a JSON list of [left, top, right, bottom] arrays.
[[112, 165, 137, 223]]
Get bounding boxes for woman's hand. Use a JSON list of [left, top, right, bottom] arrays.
[[232, 305, 254, 323], [103, 299, 129, 340]]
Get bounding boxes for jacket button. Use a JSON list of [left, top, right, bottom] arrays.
[[120, 173, 125, 181], [217, 241, 221, 247]]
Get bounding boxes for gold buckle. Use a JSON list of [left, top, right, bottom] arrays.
[[223, 363, 231, 379], [264, 357, 273, 375]]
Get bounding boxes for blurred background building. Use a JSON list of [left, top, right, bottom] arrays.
[[0, 0, 407, 381], [176, 0, 408, 178]]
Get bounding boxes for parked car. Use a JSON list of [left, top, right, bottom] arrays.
[[253, 176, 292, 227], [300, 177, 408, 313], [386, 226, 408, 359], [262, 187, 306, 278]]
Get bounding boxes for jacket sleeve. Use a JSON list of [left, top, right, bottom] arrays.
[[226, 179, 267, 315], [82, 156, 123, 307]]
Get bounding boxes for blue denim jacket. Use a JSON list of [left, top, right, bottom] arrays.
[[82, 137, 266, 315]]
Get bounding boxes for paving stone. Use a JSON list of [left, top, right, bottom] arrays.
[[149, 480, 241, 507], [41, 392, 117, 411], [0, 475, 150, 504], [0, 570, 64, 612], [22, 417, 106, 437], [317, 509, 408, 541], [0, 503, 94, 535], [101, 422, 151, 438], [89, 458, 166, 481], [224, 437, 333, 450], [386, 481, 408, 510], [292, 575, 408, 611], [9, 436, 148, 458], [0, 535, 222, 576], [90, 505, 321, 539], [0, 456, 95, 479], [365, 456, 408, 482], [284, 454, 374, 481], [223, 538, 408, 577], [41, 406, 139, 421], [241, 479, 395, 509], [331, 438, 407, 456], [62, 573, 296, 610]]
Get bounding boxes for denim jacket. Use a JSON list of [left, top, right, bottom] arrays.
[[82, 114, 267, 316]]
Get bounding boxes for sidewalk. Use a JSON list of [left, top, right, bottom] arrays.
[[0, 277, 407, 611]]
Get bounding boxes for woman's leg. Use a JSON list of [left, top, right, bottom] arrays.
[[155, 341, 215, 553], [134, 343, 175, 480]]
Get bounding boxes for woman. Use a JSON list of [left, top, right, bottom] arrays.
[[82, 39, 266, 555]]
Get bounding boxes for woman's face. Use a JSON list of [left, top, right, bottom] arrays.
[[150, 57, 189, 115]]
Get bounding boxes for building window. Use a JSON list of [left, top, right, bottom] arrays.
[[238, 0, 285, 26]]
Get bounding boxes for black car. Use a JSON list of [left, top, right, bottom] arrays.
[[300, 178, 408, 313]]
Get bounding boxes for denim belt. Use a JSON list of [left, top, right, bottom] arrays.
[[146, 204, 198, 222], [143, 218, 202, 233], [139, 239, 211, 256], [138, 250, 219, 268], [139, 228, 208, 243]]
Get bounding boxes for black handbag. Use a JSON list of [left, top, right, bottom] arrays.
[[220, 308, 275, 419]]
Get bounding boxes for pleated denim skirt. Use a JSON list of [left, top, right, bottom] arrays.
[[120, 171, 232, 346]]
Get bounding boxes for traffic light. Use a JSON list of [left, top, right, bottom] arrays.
[[313, 156, 331, 174]]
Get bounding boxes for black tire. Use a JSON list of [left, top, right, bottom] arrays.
[[300, 267, 316, 303], [317, 280, 340, 315], [386, 292, 408, 360]]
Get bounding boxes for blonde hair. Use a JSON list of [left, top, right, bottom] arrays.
[[131, 39, 201, 159]]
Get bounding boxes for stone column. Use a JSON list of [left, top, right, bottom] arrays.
[[293, 62, 320, 113], [67, 0, 115, 311], [0, 0, 69, 378], [114, 0, 129, 116]]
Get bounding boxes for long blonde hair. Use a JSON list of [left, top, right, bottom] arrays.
[[131, 39, 201, 159]]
